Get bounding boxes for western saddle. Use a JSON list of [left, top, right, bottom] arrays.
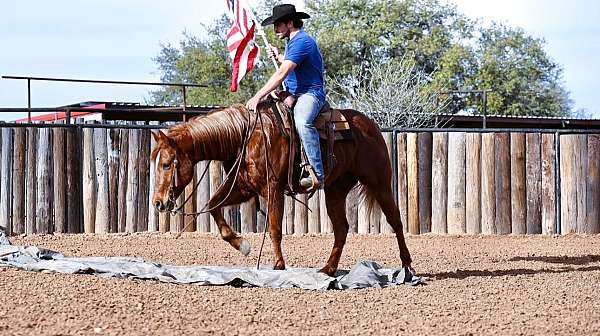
[[268, 92, 353, 195]]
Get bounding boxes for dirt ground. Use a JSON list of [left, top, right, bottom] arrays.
[[1, 232, 600, 336]]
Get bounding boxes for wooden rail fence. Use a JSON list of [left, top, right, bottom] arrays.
[[1, 124, 599, 236]]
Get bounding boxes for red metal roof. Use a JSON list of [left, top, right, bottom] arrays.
[[13, 103, 106, 123]]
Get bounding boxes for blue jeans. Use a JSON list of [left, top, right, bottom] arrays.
[[293, 93, 325, 180]]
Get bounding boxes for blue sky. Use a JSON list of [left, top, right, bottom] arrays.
[[1, 0, 599, 121]]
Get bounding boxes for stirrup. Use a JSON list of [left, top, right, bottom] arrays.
[[299, 165, 322, 192]]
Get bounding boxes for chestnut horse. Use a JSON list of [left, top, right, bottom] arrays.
[[151, 99, 413, 276]]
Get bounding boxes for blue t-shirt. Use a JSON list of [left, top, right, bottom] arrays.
[[283, 30, 325, 100]]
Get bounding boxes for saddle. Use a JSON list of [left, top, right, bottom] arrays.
[[269, 92, 353, 194]]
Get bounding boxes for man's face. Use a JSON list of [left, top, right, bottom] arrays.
[[273, 20, 291, 39]]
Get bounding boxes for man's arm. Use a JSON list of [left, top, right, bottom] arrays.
[[246, 60, 296, 111]]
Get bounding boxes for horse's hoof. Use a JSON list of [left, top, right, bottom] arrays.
[[273, 260, 285, 270], [318, 266, 336, 277], [239, 239, 251, 256]]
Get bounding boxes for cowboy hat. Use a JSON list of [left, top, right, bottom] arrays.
[[261, 4, 310, 26]]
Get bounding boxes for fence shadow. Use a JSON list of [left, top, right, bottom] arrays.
[[421, 256, 600, 280], [508, 254, 600, 266]]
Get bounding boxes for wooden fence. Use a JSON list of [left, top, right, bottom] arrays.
[[1, 123, 599, 236]]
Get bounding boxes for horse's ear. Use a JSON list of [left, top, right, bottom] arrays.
[[153, 130, 170, 143]]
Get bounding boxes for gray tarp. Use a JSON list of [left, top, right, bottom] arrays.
[[0, 232, 423, 290]]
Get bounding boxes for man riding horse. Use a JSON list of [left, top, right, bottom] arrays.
[[151, 4, 414, 277], [246, 4, 325, 191]]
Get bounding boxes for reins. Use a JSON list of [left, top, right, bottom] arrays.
[[164, 101, 298, 270], [168, 106, 270, 244]]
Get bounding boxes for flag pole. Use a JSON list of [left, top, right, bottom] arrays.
[[241, 0, 280, 71]]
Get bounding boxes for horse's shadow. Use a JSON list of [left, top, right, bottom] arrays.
[[420, 254, 600, 280]]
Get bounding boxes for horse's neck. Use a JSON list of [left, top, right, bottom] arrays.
[[183, 121, 245, 164]]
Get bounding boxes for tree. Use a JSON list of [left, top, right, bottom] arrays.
[[150, 0, 573, 118], [149, 15, 275, 107], [468, 23, 572, 116], [328, 55, 449, 128]]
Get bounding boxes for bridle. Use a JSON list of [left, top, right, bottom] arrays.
[[158, 101, 303, 268], [162, 104, 267, 219]]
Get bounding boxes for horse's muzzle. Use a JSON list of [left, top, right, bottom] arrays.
[[154, 199, 174, 212]]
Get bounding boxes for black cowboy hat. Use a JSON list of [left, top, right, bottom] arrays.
[[261, 4, 310, 26]]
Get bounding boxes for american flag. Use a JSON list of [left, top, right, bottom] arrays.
[[226, 0, 260, 92]]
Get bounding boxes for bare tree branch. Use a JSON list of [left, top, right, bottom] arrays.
[[327, 56, 450, 128]]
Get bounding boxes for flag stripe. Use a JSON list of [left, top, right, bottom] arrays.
[[225, 0, 259, 92]]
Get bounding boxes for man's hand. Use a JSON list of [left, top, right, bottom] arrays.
[[246, 95, 262, 111], [267, 47, 282, 63]]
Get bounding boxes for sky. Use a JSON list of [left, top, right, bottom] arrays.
[[1, 0, 599, 121]]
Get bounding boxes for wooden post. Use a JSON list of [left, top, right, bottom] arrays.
[[396, 133, 408, 233], [370, 205, 381, 235], [576, 135, 589, 233], [447, 132, 466, 234], [560, 135, 577, 234], [82, 124, 96, 234], [196, 160, 211, 232], [146, 125, 157, 232], [94, 127, 109, 234], [380, 132, 395, 233], [346, 184, 359, 233], [66, 126, 80, 233], [308, 192, 320, 234], [52, 126, 66, 233], [465, 133, 481, 235], [137, 127, 151, 232], [406, 133, 419, 235], [284, 195, 295, 235], [319, 189, 332, 233], [125, 128, 140, 233], [294, 193, 308, 234], [257, 197, 267, 234], [357, 184, 369, 234], [0, 128, 13, 235], [12, 128, 26, 235], [209, 160, 222, 233], [526, 133, 542, 234], [26, 127, 37, 235], [431, 132, 448, 234], [510, 132, 527, 234], [36, 127, 53, 234], [481, 133, 496, 234], [417, 132, 432, 234], [240, 197, 257, 233], [159, 212, 170, 233], [108, 127, 121, 233], [541, 133, 556, 235], [560, 135, 587, 233], [117, 128, 129, 233], [183, 166, 197, 232], [586, 134, 600, 233], [494, 133, 511, 235]]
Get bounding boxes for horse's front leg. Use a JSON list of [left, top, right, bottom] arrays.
[[264, 188, 285, 270], [208, 184, 253, 256]]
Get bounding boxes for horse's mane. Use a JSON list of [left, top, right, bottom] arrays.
[[167, 104, 251, 158]]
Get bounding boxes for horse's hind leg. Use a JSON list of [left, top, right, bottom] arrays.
[[372, 185, 413, 270], [320, 175, 357, 276]]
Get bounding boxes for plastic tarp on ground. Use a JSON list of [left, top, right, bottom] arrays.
[[0, 232, 423, 290]]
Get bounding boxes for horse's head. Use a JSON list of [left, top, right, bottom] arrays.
[[151, 130, 195, 212]]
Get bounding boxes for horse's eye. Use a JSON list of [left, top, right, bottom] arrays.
[[162, 163, 171, 170]]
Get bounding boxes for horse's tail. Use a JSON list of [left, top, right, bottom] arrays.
[[357, 183, 381, 219]]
